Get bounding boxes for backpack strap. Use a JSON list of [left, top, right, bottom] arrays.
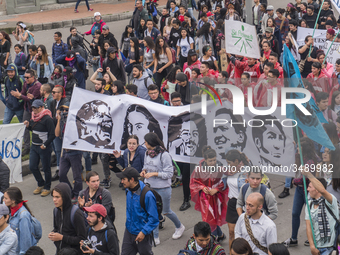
[[105, 229, 108, 243], [70, 205, 78, 229], [144, 77, 149, 89], [259, 183, 268, 213], [241, 183, 250, 202], [140, 185, 151, 212]]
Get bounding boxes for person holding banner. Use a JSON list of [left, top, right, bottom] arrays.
[[298, 35, 318, 78]]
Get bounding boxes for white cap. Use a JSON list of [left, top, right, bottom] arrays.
[[94, 12, 101, 17], [19, 23, 26, 29]]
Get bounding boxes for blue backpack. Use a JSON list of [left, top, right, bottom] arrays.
[[177, 250, 198, 255], [19, 209, 42, 243], [53, 205, 88, 229]]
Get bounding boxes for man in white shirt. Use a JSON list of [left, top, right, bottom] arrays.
[[235, 192, 277, 255]]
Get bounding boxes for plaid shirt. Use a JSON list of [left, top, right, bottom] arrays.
[[274, 17, 289, 40]]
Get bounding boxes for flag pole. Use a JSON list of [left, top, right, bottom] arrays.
[[322, 29, 340, 65], [308, 0, 325, 57], [293, 111, 317, 248]]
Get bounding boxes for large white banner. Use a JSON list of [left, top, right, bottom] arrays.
[[324, 41, 340, 67], [225, 20, 261, 59], [331, 0, 340, 16], [0, 123, 25, 183], [297, 27, 327, 51], [63, 88, 296, 176]]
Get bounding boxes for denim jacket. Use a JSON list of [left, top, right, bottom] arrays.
[[9, 206, 36, 255], [0, 225, 18, 255], [30, 56, 54, 79]]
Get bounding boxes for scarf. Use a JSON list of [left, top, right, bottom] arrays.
[[69, 58, 76, 68], [32, 108, 52, 122], [10, 200, 27, 217], [146, 145, 166, 158], [311, 197, 331, 242], [129, 181, 140, 192], [63, 75, 68, 87]]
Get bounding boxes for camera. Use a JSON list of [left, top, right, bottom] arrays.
[[82, 240, 92, 251]]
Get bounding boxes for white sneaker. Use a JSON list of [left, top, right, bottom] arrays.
[[172, 224, 185, 239], [154, 237, 160, 245]]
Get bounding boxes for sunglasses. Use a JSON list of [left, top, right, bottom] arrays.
[[60, 108, 68, 112], [52, 91, 60, 94], [24, 76, 31, 79]]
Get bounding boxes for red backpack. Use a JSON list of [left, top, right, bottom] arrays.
[[170, 48, 176, 64]]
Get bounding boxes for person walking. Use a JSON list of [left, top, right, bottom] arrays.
[[24, 100, 55, 197], [74, 0, 93, 13], [141, 132, 185, 245]]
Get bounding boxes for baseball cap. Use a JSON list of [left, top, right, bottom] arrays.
[[6, 65, 16, 71], [60, 101, 70, 109], [62, 66, 76, 75], [265, 27, 273, 33], [116, 167, 140, 180], [0, 204, 9, 218], [107, 47, 117, 54], [176, 72, 187, 82], [188, 49, 197, 56], [94, 12, 101, 17], [84, 204, 107, 218], [267, 5, 274, 10], [32, 100, 44, 108], [327, 28, 335, 36], [65, 50, 75, 61], [102, 25, 109, 30]]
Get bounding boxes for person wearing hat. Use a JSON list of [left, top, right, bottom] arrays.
[[80, 204, 119, 255], [61, 66, 78, 101], [55, 50, 87, 90], [326, 28, 335, 41], [11, 23, 34, 56], [84, 12, 106, 37], [302, 5, 317, 29], [117, 167, 159, 255], [261, 5, 277, 34], [0, 204, 18, 255], [74, 0, 93, 13], [2, 63, 24, 124], [175, 72, 198, 105], [183, 49, 201, 72], [23, 99, 55, 197], [286, 3, 298, 21], [102, 47, 126, 85], [98, 25, 118, 56]]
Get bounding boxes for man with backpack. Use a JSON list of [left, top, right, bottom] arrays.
[[302, 170, 339, 255], [116, 167, 159, 255], [2, 64, 24, 124], [80, 204, 119, 255], [78, 171, 115, 223], [49, 182, 86, 255], [132, 64, 153, 100], [236, 167, 278, 220], [101, 47, 126, 85]]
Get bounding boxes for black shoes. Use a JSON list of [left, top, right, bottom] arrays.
[[179, 201, 191, 211], [278, 188, 290, 199], [51, 170, 59, 181], [217, 233, 226, 243]]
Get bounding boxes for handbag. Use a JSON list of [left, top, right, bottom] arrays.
[[244, 213, 268, 254], [299, 46, 313, 72]]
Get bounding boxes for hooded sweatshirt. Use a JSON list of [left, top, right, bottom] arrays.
[[52, 183, 86, 255], [85, 221, 119, 255], [4, 64, 24, 111], [133, 72, 153, 100]]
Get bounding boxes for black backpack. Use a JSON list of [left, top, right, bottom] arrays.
[[140, 184, 163, 220]]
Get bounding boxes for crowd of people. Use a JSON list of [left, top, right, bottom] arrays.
[[0, 0, 340, 254]]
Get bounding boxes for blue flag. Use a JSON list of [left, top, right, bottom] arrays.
[[120, 51, 126, 63], [282, 45, 335, 150]]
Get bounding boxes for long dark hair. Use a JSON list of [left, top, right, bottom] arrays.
[[123, 25, 133, 38], [130, 37, 140, 63], [196, 23, 211, 42], [231, 238, 253, 255], [165, 65, 182, 82], [144, 132, 167, 149], [144, 36, 155, 50], [323, 122, 339, 146], [226, 150, 249, 166], [0, 31, 12, 46], [214, 19, 224, 36], [202, 145, 216, 159], [101, 40, 114, 58], [112, 80, 126, 95], [37, 44, 49, 65], [155, 36, 169, 61], [268, 243, 290, 255], [5, 187, 33, 216], [330, 91, 340, 111], [312, 62, 322, 76]]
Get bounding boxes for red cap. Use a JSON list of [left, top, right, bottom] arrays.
[[83, 204, 107, 218], [327, 29, 335, 36], [206, 11, 214, 17]]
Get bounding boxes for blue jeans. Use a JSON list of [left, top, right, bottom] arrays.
[[285, 177, 293, 188], [29, 144, 52, 190], [187, 8, 197, 22], [75, 0, 90, 10], [83, 151, 92, 172], [211, 226, 222, 237], [317, 247, 333, 255], [153, 187, 181, 238], [3, 107, 23, 124], [291, 186, 306, 240], [59, 151, 83, 197], [53, 137, 62, 168]]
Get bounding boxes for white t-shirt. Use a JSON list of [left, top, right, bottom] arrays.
[[144, 48, 155, 63], [227, 172, 241, 199], [177, 37, 194, 57]]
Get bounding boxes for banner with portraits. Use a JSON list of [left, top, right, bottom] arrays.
[[0, 123, 25, 183], [63, 88, 296, 176]]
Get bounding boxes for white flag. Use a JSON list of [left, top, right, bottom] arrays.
[[225, 20, 261, 59]]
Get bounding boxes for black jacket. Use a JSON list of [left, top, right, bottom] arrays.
[[64, 76, 78, 101], [0, 156, 9, 193], [52, 183, 87, 255], [150, 95, 170, 105], [50, 97, 69, 123], [175, 81, 199, 105], [99, 33, 118, 51], [28, 114, 56, 147], [102, 58, 126, 84], [85, 221, 119, 255]]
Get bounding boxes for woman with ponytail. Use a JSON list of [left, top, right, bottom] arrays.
[[141, 132, 185, 245], [190, 145, 228, 241], [3, 187, 39, 255]]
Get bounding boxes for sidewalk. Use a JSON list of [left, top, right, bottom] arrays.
[[0, 0, 167, 33]]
